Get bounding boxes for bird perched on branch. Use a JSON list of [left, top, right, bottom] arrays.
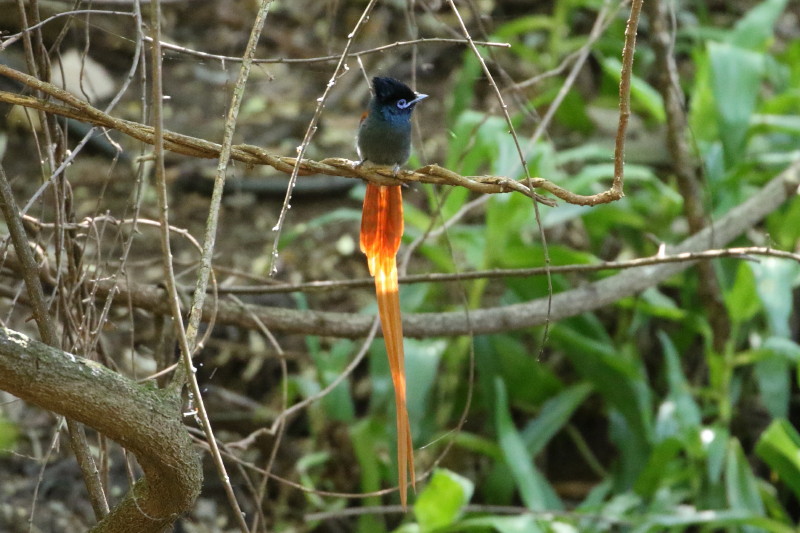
[[357, 77, 428, 509]]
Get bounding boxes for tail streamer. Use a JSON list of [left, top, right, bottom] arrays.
[[360, 183, 415, 508]]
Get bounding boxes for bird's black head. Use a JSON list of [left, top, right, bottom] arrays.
[[372, 77, 428, 112]]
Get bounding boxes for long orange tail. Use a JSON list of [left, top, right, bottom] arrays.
[[360, 183, 415, 508]]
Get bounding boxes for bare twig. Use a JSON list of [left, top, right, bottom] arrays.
[[0, 68, 563, 204], [645, 0, 729, 351], [147, 0, 245, 530], [140, 36, 510, 64], [267, 0, 379, 275]]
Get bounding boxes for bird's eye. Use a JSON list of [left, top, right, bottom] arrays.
[[396, 99, 408, 109]]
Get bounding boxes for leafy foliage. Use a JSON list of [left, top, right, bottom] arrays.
[[295, 0, 800, 531]]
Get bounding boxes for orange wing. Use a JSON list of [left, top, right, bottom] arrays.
[[360, 183, 415, 508]]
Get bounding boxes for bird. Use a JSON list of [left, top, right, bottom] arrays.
[[356, 77, 427, 509]]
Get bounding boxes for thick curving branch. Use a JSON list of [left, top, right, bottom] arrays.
[[0, 327, 203, 533]]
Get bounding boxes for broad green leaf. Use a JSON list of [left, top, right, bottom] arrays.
[[703, 426, 730, 484], [755, 419, 800, 501], [414, 469, 474, 532], [311, 339, 356, 422], [725, 439, 765, 519], [600, 57, 665, 123], [754, 354, 790, 419], [654, 332, 701, 442], [750, 257, 800, 338], [708, 42, 764, 167], [494, 378, 561, 511], [729, 0, 788, 50], [350, 419, 388, 533], [550, 325, 653, 452], [405, 339, 445, 436], [444, 514, 542, 533], [637, 508, 795, 533], [723, 261, 761, 324], [521, 383, 593, 455], [487, 334, 562, 406], [633, 437, 683, 498]]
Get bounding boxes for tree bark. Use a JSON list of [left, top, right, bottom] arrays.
[[0, 327, 203, 533]]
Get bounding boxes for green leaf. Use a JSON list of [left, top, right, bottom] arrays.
[[729, 0, 788, 50], [0, 417, 19, 454], [703, 426, 729, 484], [725, 439, 765, 518], [521, 383, 593, 455], [311, 339, 356, 422], [350, 419, 387, 533], [754, 353, 790, 419], [494, 378, 561, 511], [638, 508, 795, 533], [654, 332, 701, 443], [549, 325, 653, 454], [756, 419, 800, 501], [487, 335, 562, 406], [600, 57, 665, 123], [708, 42, 765, 166], [414, 469, 474, 531], [447, 514, 543, 533], [634, 437, 683, 498], [723, 261, 761, 324], [405, 338, 445, 435], [749, 257, 800, 338]]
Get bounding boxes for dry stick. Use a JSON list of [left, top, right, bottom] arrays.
[[188, 425, 406, 502], [267, 0, 379, 275], [10, 226, 799, 331], [0, 9, 135, 50], [0, 164, 111, 521], [131, 36, 510, 64], [0, 79, 556, 204], [227, 295, 287, 532], [645, 0, 729, 351], [184, 0, 272, 350], [268, 317, 380, 434], [13, 0, 57, 177], [445, 0, 556, 356], [173, 1, 276, 527], [146, 0, 247, 531]]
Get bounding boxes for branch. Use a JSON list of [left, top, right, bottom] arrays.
[[4, 160, 778, 339], [3, 162, 798, 339], [0, 65, 561, 204], [645, 0, 729, 350], [0, 326, 202, 533]]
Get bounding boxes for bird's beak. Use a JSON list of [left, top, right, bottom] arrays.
[[409, 93, 429, 105]]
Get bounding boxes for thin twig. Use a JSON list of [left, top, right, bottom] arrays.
[[267, 0, 379, 275], [147, 0, 247, 530], [138, 36, 510, 64], [184, 0, 273, 351]]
